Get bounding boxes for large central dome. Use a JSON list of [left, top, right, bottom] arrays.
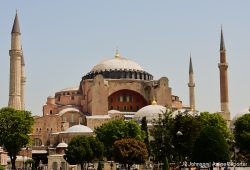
[[91, 57, 144, 72], [82, 51, 153, 80]]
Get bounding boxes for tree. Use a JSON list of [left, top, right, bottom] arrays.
[[234, 114, 250, 160], [170, 113, 201, 162], [113, 138, 148, 170], [141, 117, 150, 155], [0, 165, 5, 170], [199, 112, 230, 138], [0, 107, 34, 170], [95, 120, 144, 159], [150, 110, 174, 169], [192, 126, 230, 163], [64, 136, 104, 170]]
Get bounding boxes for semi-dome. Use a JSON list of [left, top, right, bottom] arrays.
[[63, 124, 93, 133], [134, 101, 166, 123], [82, 52, 153, 81]]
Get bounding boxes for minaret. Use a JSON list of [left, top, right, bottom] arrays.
[[8, 12, 23, 110], [188, 55, 195, 111], [218, 27, 230, 122], [21, 47, 26, 110]]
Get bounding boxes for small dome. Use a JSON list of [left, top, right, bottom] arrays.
[[108, 110, 121, 114], [134, 104, 166, 123], [64, 124, 93, 133], [91, 57, 144, 73], [57, 142, 68, 148]]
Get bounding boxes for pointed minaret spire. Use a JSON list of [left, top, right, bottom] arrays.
[[188, 54, 195, 111], [220, 26, 226, 51], [189, 53, 193, 74], [218, 27, 230, 125], [11, 11, 21, 34]]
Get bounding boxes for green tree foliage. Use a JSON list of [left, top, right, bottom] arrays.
[[192, 126, 230, 162], [150, 110, 174, 162], [171, 114, 201, 161], [0, 107, 34, 170], [113, 138, 148, 170], [95, 120, 144, 159], [150, 110, 231, 165], [0, 165, 5, 170], [141, 117, 150, 155], [234, 114, 250, 160], [64, 136, 104, 170], [199, 112, 229, 138]]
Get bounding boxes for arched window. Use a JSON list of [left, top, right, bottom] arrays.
[[33, 138, 42, 147]]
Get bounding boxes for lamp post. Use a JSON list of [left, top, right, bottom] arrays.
[[176, 131, 183, 170]]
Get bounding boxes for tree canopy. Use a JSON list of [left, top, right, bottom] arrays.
[[113, 138, 148, 170], [192, 126, 230, 162], [0, 107, 34, 170], [95, 120, 145, 159], [234, 114, 250, 160], [150, 110, 231, 165], [64, 136, 104, 170]]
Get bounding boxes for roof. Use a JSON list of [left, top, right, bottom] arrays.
[[91, 56, 144, 73], [134, 104, 166, 123], [62, 124, 93, 133], [59, 87, 79, 92], [32, 150, 47, 154], [58, 107, 80, 116], [86, 115, 111, 119], [57, 142, 68, 148]]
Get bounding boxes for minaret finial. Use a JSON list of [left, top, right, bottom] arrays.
[[115, 47, 120, 58], [220, 25, 226, 51], [12, 10, 21, 34], [152, 96, 157, 105], [189, 53, 193, 74]]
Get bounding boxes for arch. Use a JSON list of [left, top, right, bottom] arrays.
[[108, 89, 147, 112], [33, 138, 42, 147]]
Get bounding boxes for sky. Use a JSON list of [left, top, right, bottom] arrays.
[[0, 1, 249, 117]]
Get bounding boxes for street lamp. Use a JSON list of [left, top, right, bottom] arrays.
[[176, 131, 183, 170]]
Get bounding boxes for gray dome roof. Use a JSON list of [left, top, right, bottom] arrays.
[[63, 124, 93, 133], [91, 57, 144, 72], [134, 103, 166, 123], [57, 142, 68, 148]]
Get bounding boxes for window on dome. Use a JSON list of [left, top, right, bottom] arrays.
[[123, 106, 127, 111], [117, 97, 120, 102], [129, 96, 133, 102]]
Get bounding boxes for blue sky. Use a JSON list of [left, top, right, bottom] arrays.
[[0, 1, 249, 117]]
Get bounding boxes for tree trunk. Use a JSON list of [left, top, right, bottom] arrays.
[[81, 163, 84, 170], [10, 155, 17, 170]]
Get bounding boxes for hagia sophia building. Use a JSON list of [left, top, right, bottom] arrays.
[[4, 12, 233, 169]]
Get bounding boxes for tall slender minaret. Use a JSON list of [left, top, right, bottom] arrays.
[[8, 12, 23, 110], [21, 47, 26, 110], [218, 27, 230, 122], [188, 55, 195, 111]]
